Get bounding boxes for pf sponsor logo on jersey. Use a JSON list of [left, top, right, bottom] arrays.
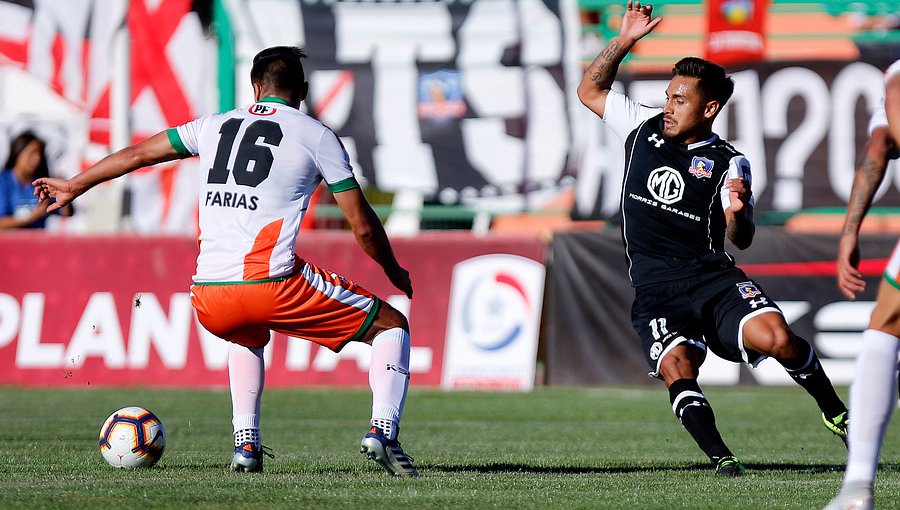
[[646, 166, 684, 205], [249, 104, 276, 116], [689, 156, 714, 179], [736, 281, 761, 299]]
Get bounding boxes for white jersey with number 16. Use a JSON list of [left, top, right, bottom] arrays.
[[167, 97, 358, 283]]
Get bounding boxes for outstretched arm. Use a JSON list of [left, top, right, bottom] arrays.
[[576, 1, 662, 118], [837, 126, 895, 300], [333, 187, 413, 299], [33, 131, 183, 212]]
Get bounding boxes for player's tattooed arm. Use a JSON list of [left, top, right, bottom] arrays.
[[837, 125, 894, 299], [587, 40, 626, 92], [577, 38, 632, 118], [576, 1, 661, 117], [841, 128, 893, 237]]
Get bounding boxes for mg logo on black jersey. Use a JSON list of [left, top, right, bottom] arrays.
[[647, 167, 684, 204]]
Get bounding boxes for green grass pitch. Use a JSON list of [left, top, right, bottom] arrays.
[[1, 386, 898, 509]]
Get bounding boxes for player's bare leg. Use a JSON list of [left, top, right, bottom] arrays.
[[742, 312, 849, 445], [660, 344, 744, 476], [358, 302, 418, 477]]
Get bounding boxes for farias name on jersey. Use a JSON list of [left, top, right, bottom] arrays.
[[205, 190, 259, 210]]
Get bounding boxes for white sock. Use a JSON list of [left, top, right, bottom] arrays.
[[229, 343, 264, 447], [844, 329, 900, 486], [369, 328, 410, 441], [233, 426, 260, 449]]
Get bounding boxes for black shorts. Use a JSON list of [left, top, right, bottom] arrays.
[[631, 267, 782, 378]]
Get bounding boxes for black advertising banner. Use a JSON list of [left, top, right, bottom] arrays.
[[545, 227, 897, 386], [545, 229, 642, 385]]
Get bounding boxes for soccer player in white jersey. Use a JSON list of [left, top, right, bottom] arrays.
[[827, 59, 900, 510], [33, 46, 418, 477]]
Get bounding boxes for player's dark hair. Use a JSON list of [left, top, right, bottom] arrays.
[[672, 57, 735, 106], [3, 130, 48, 179], [250, 46, 307, 95]]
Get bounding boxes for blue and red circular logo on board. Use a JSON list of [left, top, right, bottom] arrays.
[[461, 270, 532, 351]]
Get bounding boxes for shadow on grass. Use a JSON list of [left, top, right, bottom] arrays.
[[156, 460, 900, 476], [422, 462, 710, 474], [741, 462, 844, 474], [743, 461, 900, 474], [877, 462, 900, 473], [421, 461, 853, 475]]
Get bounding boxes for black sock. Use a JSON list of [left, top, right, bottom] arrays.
[[668, 378, 732, 464], [781, 339, 847, 420]]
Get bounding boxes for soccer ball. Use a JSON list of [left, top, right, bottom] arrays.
[[99, 406, 166, 468]]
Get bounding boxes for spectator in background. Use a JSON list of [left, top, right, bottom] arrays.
[[0, 131, 72, 229]]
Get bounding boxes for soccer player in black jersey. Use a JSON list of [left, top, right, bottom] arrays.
[[577, 1, 848, 476]]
